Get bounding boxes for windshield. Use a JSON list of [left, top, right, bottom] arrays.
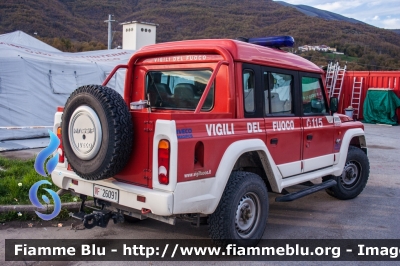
[[146, 70, 214, 110]]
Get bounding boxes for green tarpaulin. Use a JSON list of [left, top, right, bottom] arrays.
[[363, 89, 400, 125]]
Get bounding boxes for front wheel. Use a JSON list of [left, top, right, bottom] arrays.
[[208, 171, 269, 247], [323, 146, 369, 200]]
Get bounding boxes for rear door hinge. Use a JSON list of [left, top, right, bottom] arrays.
[[144, 120, 154, 132], [143, 168, 152, 179]]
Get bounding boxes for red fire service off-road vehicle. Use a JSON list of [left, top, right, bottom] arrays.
[[52, 36, 369, 246]]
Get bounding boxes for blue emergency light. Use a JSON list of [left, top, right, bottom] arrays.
[[238, 36, 295, 48]]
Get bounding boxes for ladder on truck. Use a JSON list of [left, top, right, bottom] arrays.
[[330, 64, 346, 101], [350, 77, 363, 119], [325, 62, 338, 97]]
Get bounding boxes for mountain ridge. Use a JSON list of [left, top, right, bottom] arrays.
[[275, 1, 365, 25]]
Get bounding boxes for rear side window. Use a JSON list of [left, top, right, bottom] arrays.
[[146, 70, 214, 110], [302, 77, 327, 114], [243, 69, 255, 113], [264, 72, 293, 115]]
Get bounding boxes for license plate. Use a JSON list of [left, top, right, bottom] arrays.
[[93, 185, 119, 203]]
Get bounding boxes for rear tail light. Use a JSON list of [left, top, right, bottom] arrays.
[[57, 127, 64, 163], [158, 139, 170, 185]]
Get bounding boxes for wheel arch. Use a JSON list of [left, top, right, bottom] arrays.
[[232, 150, 277, 192], [207, 139, 281, 214], [350, 134, 367, 154], [332, 128, 366, 176]]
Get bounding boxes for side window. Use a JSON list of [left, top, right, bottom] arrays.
[[264, 72, 293, 115], [243, 69, 255, 113], [302, 77, 327, 114]]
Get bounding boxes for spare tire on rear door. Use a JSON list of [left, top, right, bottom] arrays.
[[61, 85, 133, 180]]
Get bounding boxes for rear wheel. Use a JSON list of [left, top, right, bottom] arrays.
[[323, 146, 369, 200], [62, 85, 133, 180], [208, 171, 269, 247]]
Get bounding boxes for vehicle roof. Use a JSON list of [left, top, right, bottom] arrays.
[[140, 39, 323, 74]]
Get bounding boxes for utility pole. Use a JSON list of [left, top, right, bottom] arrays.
[[104, 14, 115, 50]]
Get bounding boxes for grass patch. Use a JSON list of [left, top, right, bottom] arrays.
[[0, 211, 32, 222], [0, 156, 78, 205], [324, 53, 358, 62], [0, 208, 76, 222]]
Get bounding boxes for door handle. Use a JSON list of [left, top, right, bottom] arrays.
[[307, 134, 313, 141], [270, 138, 278, 145]]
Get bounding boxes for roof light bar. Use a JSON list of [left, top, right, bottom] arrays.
[[238, 36, 295, 48]]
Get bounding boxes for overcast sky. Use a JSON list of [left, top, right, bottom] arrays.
[[274, 0, 400, 29]]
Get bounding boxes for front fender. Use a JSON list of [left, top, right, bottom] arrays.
[[332, 128, 366, 176]]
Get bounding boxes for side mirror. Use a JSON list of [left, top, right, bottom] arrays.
[[330, 97, 338, 113]]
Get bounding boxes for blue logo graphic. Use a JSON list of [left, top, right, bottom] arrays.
[[34, 130, 60, 177], [29, 180, 62, 221], [30, 129, 61, 220]]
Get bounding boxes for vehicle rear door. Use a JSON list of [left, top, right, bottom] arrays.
[[114, 65, 151, 187]]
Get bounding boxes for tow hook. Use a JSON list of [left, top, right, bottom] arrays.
[[71, 195, 124, 229], [141, 208, 151, 214], [83, 210, 124, 229]]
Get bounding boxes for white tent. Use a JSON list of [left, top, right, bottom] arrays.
[[0, 31, 61, 52], [0, 31, 134, 141]]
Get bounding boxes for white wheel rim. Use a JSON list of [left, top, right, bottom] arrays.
[[68, 105, 102, 160], [235, 192, 261, 238], [341, 161, 361, 189]]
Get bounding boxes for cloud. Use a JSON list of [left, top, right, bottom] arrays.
[[275, 0, 400, 29], [367, 1, 382, 8], [381, 18, 400, 29], [314, 1, 363, 12]]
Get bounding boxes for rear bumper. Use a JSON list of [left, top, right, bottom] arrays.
[[51, 168, 173, 216]]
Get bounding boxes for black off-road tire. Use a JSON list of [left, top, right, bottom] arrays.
[[62, 85, 133, 180], [323, 146, 369, 200], [208, 171, 269, 247]]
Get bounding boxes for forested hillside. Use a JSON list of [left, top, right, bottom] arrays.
[[1, 0, 400, 70]]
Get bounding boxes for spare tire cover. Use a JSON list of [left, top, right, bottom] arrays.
[[61, 85, 133, 180]]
